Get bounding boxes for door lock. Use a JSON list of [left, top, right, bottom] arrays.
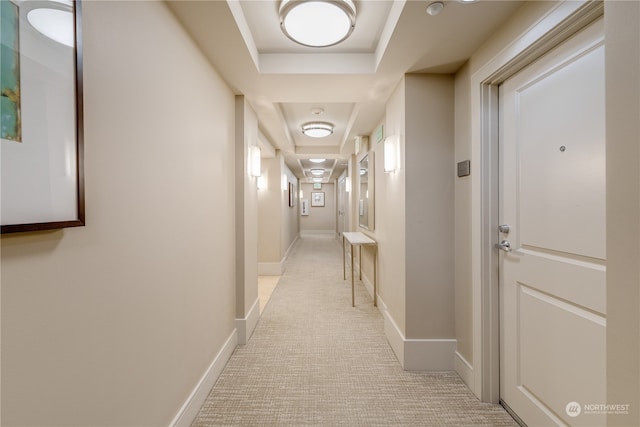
[[498, 224, 510, 234], [495, 240, 512, 252]]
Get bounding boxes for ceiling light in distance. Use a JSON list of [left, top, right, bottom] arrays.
[[311, 169, 324, 176], [279, 0, 356, 47], [458, 0, 479, 3], [309, 158, 326, 163], [313, 177, 323, 183], [302, 122, 333, 138], [426, 2, 444, 16]]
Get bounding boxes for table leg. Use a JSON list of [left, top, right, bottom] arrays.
[[373, 246, 377, 307], [342, 235, 346, 280], [351, 244, 355, 307], [359, 245, 362, 280]]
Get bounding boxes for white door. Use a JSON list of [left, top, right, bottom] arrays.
[[499, 19, 605, 426]]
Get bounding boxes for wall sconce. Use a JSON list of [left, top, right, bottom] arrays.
[[345, 176, 351, 192], [299, 189, 304, 199], [282, 174, 288, 191], [384, 135, 400, 173], [257, 176, 267, 190], [249, 145, 261, 177]]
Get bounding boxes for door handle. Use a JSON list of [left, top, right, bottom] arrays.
[[495, 240, 512, 252]]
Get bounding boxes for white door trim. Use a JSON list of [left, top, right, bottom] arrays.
[[468, 0, 604, 403]]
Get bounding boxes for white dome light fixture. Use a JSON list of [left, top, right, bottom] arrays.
[[27, 8, 75, 47], [279, 0, 356, 48], [311, 168, 324, 176], [302, 122, 334, 138], [426, 1, 444, 16], [309, 158, 326, 163]]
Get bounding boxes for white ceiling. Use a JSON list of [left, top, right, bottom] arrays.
[[167, 0, 524, 182]]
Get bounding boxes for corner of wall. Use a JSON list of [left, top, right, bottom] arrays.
[[169, 329, 238, 427], [235, 297, 260, 345], [379, 296, 456, 371], [454, 350, 475, 391]]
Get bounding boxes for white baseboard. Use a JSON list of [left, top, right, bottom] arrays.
[[283, 234, 298, 262], [300, 230, 335, 237], [258, 235, 299, 276], [258, 262, 282, 276], [361, 272, 374, 301], [381, 300, 456, 371], [454, 351, 474, 390], [169, 329, 238, 427], [235, 297, 260, 345], [382, 302, 405, 367]]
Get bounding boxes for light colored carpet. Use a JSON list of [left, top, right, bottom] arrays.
[[193, 236, 517, 426]]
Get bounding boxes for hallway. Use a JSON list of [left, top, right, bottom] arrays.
[[193, 236, 516, 426]]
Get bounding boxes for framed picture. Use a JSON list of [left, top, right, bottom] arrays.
[[1, 1, 84, 233], [311, 192, 325, 207], [288, 182, 294, 207], [301, 199, 309, 216]]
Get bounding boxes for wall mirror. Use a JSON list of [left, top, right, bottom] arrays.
[[358, 151, 374, 230]]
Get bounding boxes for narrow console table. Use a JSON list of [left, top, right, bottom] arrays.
[[342, 232, 377, 307]]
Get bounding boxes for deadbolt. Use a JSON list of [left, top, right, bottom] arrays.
[[498, 224, 510, 234]]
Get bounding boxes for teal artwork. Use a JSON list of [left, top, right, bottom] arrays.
[[1, 0, 21, 142]]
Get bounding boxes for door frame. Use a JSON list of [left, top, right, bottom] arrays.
[[470, 0, 604, 403]]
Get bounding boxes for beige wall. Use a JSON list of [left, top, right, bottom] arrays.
[[605, 1, 640, 425], [281, 159, 299, 255], [258, 152, 299, 269], [377, 79, 407, 333], [1, 2, 236, 425], [258, 156, 282, 264], [361, 75, 454, 342], [300, 183, 336, 233], [235, 96, 259, 317], [404, 75, 454, 339], [453, 63, 473, 362]]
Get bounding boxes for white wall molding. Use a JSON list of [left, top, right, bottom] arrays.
[[258, 234, 299, 276], [300, 230, 335, 237], [455, 351, 475, 390], [169, 329, 238, 427], [235, 297, 260, 345], [381, 300, 405, 368], [361, 271, 375, 301], [282, 234, 299, 264], [380, 297, 456, 371]]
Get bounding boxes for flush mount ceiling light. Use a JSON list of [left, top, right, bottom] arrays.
[[27, 7, 75, 47], [279, 0, 356, 47], [302, 122, 334, 138], [426, 1, 444, 16], [311, 168, 324, 176], [309, 158, 326, 163]]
